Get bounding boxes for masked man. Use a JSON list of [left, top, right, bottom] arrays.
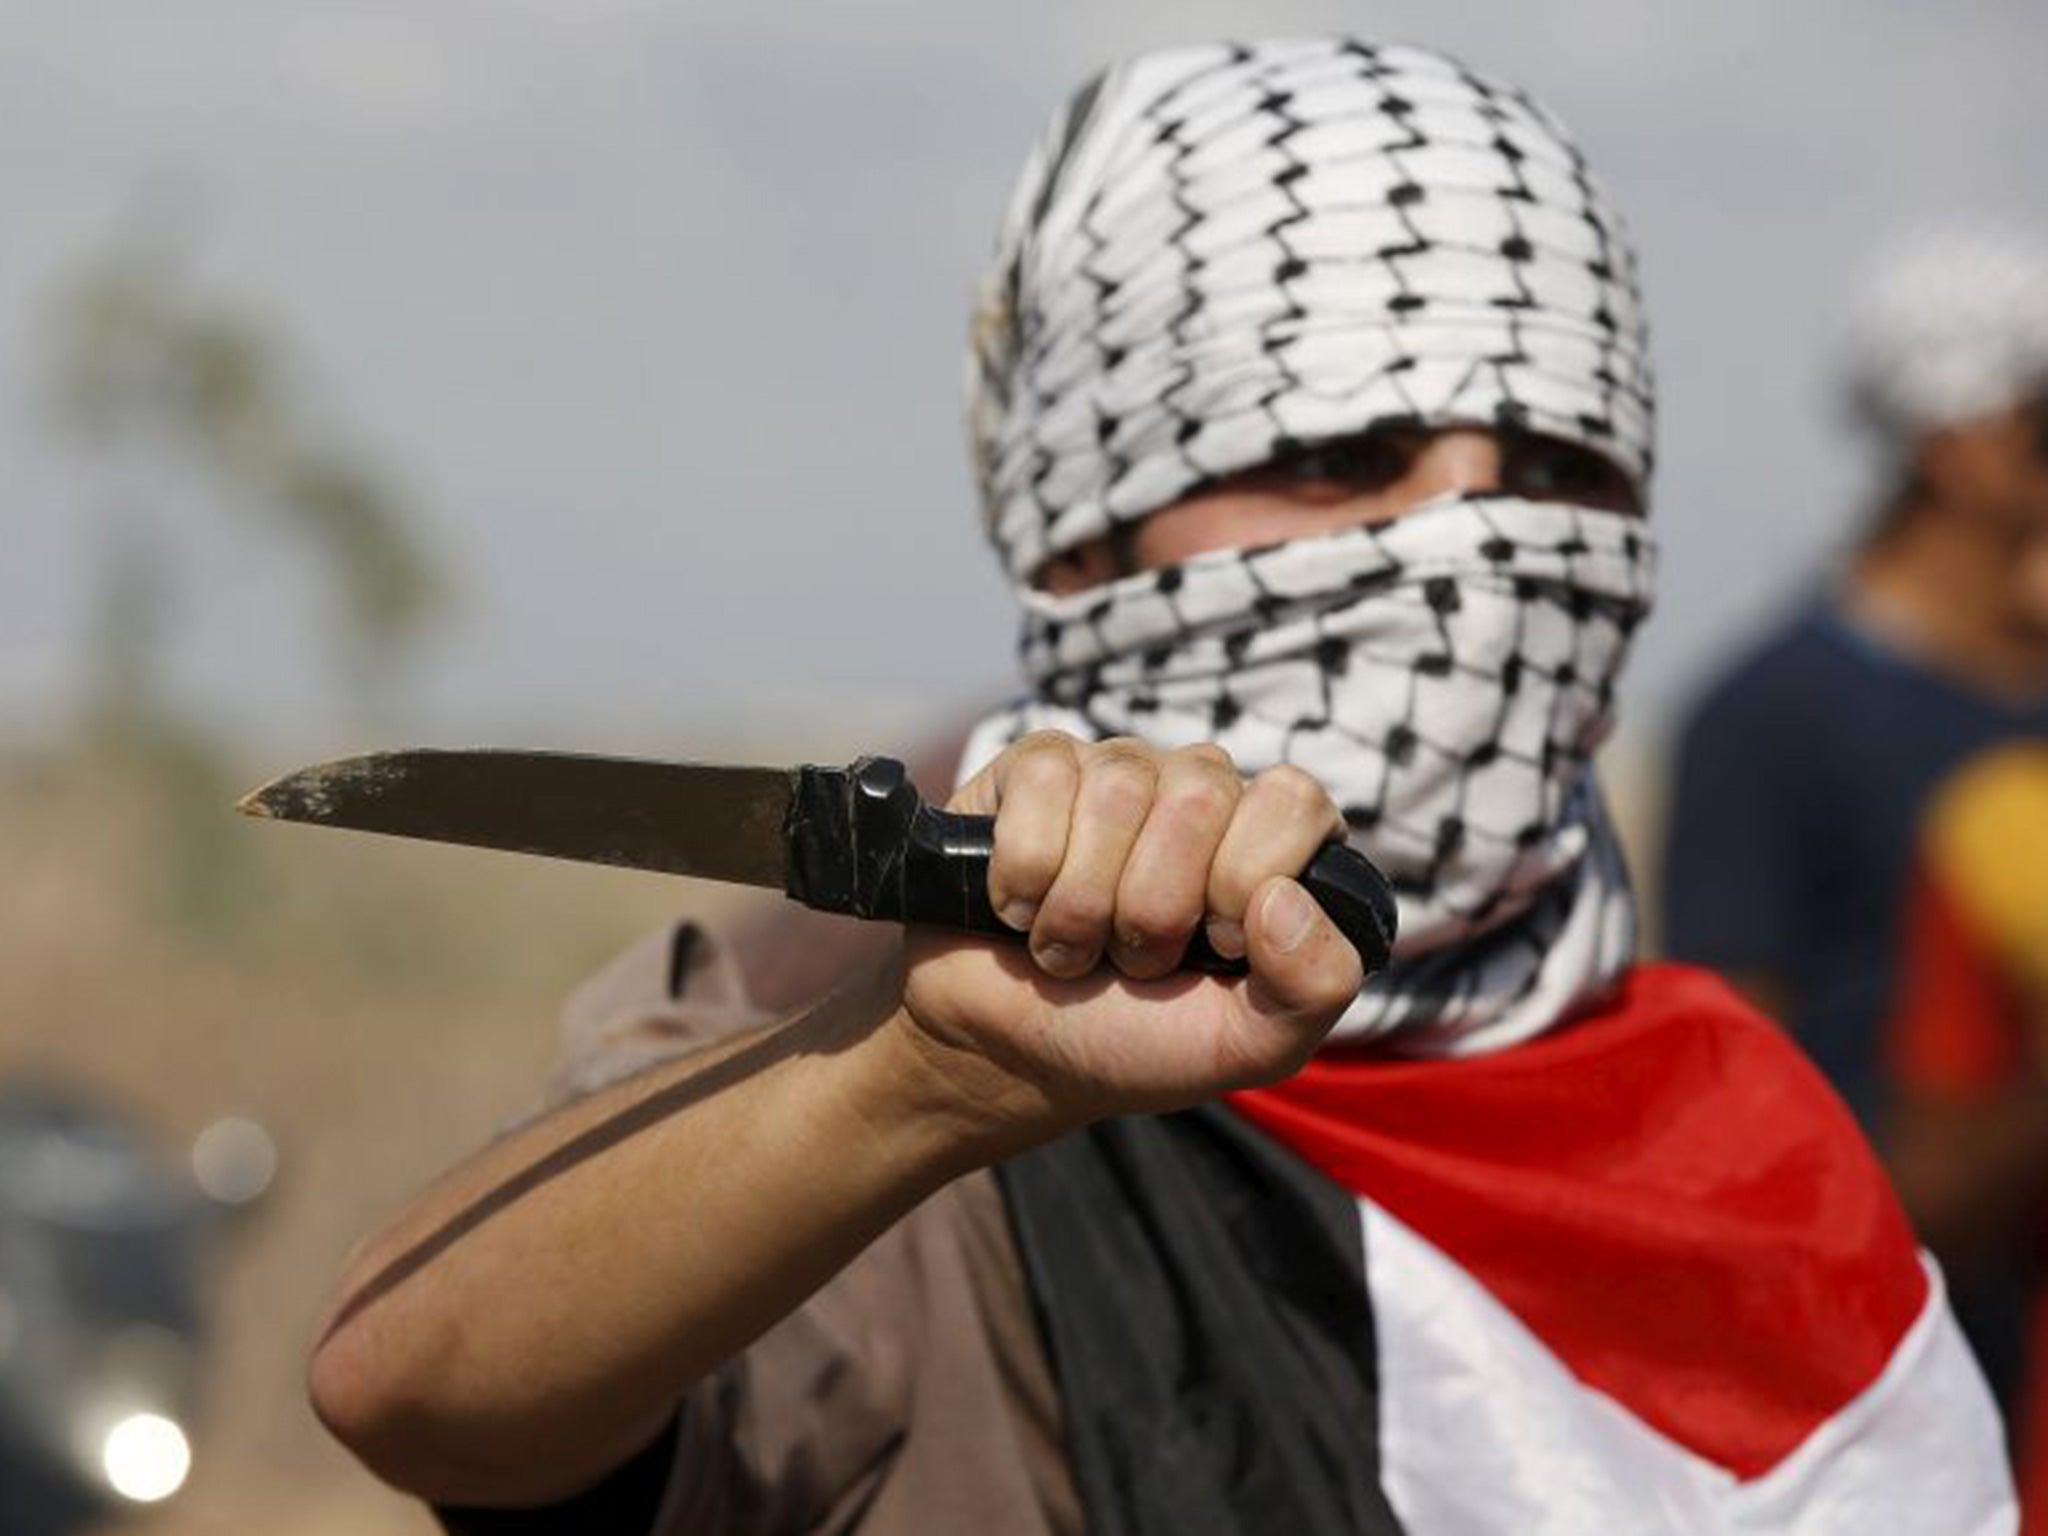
[[308, 39, 2014, 1535]]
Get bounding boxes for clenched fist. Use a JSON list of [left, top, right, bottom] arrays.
[[892, 731, 1368, 1135]]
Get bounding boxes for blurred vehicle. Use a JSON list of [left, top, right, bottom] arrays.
[[0, 1085, 274, 1535]]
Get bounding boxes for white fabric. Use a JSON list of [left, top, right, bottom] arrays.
[[959, 494, 1653, 1053], [1844, 222, 2048, 440], [1360, 1199, 2017, 1534], [967, 37, 1655, 582]]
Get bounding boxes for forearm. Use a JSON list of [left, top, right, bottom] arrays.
[[309, 731, 1367, 1510], [309, 973, 1048, 1507]]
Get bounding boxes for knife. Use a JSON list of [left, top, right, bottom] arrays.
[[237, 750, 1395, 976]]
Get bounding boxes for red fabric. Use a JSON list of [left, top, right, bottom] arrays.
[[2018, 1297, 2048, 1535], [1227, 963, 1927, 1481], [1889, 870, 2021, 1101]]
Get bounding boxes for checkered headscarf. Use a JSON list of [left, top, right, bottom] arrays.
[[961, 40, 1657, 1053], [968, 37, 1654, 583]]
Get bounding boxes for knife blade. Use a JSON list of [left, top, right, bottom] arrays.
[[238, 749, 1396, 976]]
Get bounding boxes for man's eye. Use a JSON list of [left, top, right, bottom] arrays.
[[1275, 435, 1416, 493], [1506, 439, 1640, 513]]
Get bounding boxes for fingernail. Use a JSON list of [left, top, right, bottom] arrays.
[[1035, 941, 1082, 975], [999, 899, 1038, 932], [1206, 918, 1246, 959], [1263, 881, 1317, 954]]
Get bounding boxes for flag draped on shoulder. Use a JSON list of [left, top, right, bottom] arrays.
[[1227, 964, 2013, 1532], [997, 966, 2013, 1535]]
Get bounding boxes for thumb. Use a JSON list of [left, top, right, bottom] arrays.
[[1232, 876, 1365, 1081]]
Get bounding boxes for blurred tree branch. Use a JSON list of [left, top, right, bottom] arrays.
[[48, 230, 447, 737]]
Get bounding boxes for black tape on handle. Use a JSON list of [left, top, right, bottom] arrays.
[[784, 757, 1396, 976]]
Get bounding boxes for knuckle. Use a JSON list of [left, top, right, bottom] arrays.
[[1118, 886, 1201, 944], [1014, 728, 1080, 759], [1255, 763, 1336, 820], [1177, 741, 1237, 773], [1088, 736, 1162, 774], [1160, 766, 1239, 830], [1006, 733, 1080, 791], [1083, 754, 1158, 822], [1037, 887, 1115, 945]]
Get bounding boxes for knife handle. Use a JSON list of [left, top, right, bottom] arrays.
[[785, 757, 1396, 976]]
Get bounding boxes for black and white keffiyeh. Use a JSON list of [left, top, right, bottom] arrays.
[[960, 39, 1659, 1053], [967, 37, 1654, 584], [961, 495, 1654, 1053]]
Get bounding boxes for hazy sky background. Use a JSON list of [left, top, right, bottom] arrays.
[[4, 0, 2045, 758]]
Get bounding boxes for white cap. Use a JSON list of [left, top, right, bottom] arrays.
[[1844, 222, 2048, 442]]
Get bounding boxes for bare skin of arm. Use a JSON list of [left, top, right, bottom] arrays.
[[308, 733, 1363, 1508]]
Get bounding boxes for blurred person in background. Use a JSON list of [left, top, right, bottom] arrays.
[[306, 40, 2011, 1536], [1662, 224, 2048, 1133], [1888, 742, 2048, 1513]]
